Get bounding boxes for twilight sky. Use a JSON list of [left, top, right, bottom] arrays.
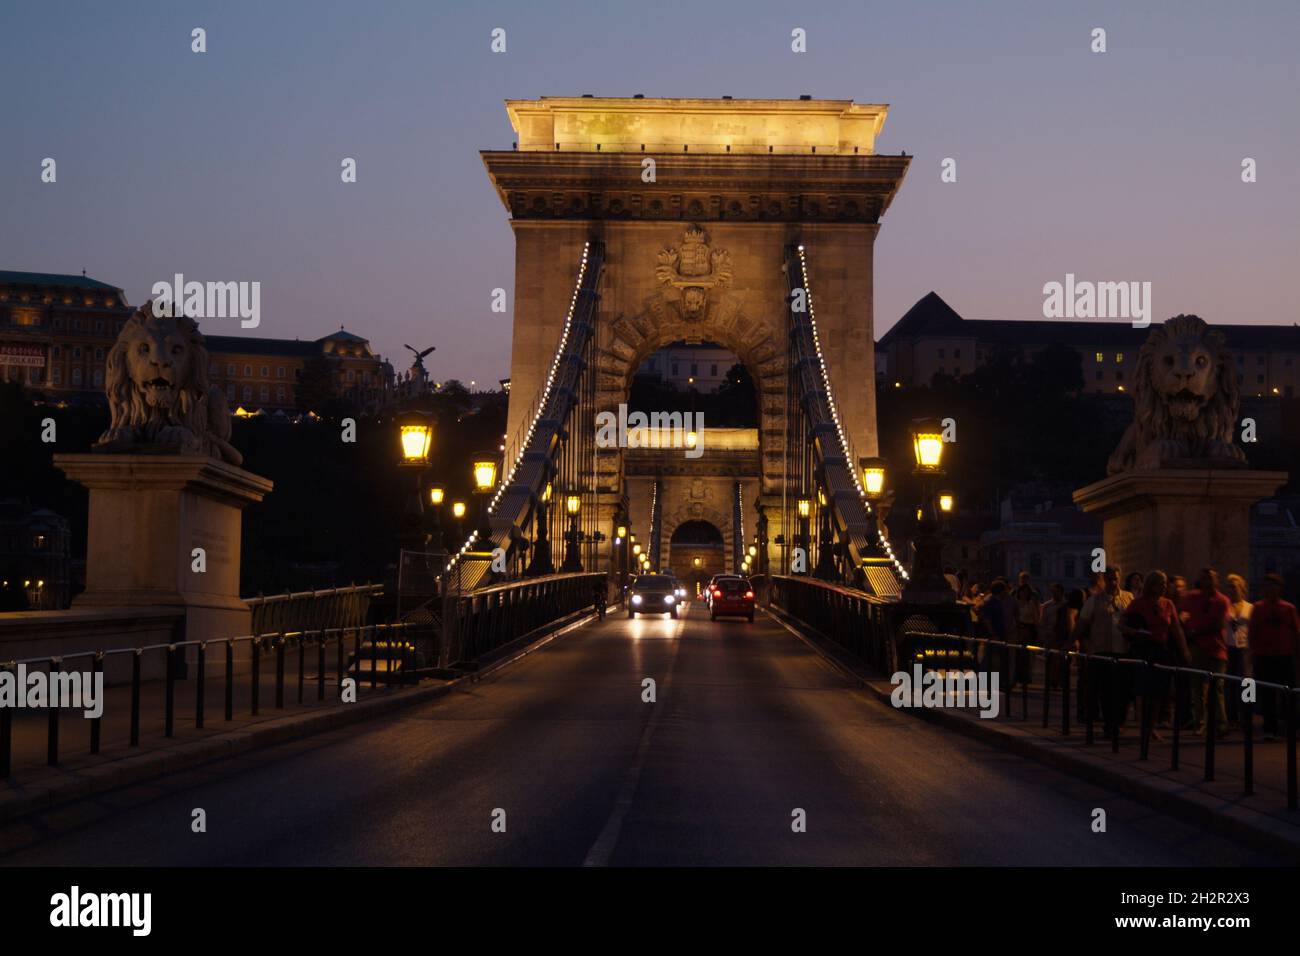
[[3, 0, 1297, 385]]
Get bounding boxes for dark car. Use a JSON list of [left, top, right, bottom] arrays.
[[628, 574, 680, 618], [709, 576, 755, 622]]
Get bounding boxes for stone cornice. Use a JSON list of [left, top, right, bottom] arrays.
[[481, 151, 910, 223]]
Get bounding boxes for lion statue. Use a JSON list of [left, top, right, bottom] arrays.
[[94, 302, 243, 465], [1106, 314, 1245, 474]]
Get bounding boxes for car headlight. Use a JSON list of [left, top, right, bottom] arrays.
[[631, 594, 642, 605], [663, 594, 674, 604]]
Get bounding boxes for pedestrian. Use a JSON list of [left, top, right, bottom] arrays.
[[1121, 571, 1189, 742], [1124, 571, 1145, 597], [1247, 573, 1300, 740], [980, 578, 1015, 689], [1181, 568, 1230, 737], [1224, 573, 1252, 727], [1040, 582, 1075, 687], [1012, 571, 1041, 689], [1073, 566, 1133, 737]]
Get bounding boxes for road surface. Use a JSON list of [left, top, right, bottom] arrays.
[[0, 602, 1279, 865]]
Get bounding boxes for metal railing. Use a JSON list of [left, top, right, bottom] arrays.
[[444, 572, 606, 664], [247, 583, 383, 635], [0, 622, 429, 781], [764, 573, 1300, 810]]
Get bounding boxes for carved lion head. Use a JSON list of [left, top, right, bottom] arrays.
[[104, 302, 211, 433], [1134, 314, 1238, 443]]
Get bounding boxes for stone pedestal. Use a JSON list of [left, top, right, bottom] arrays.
[[1073, 468, 1286, 580], [54, 454, 273, 644]]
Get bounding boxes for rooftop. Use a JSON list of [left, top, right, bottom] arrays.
[[0, 270, 123, 293]]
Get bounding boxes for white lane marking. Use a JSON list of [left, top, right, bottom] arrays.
[[581, 602, 688, 866]]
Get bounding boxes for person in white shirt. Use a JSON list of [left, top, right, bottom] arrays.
[[1073, 567, 1134, 736]]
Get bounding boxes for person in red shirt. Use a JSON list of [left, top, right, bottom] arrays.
[[1121, 570, 1189, 742], [1248, 573, 1300, 739], [1180, 567, 1230, 736]]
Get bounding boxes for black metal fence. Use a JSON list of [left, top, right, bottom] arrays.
[[446, 572, 607, 662], [763, 573, 1300, 811], [0, 623, 428, 780], [247, 584, 383, 636]]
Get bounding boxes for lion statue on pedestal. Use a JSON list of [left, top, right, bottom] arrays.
[[94, 302, 243, 466], [1106, 314, 1245, 474]]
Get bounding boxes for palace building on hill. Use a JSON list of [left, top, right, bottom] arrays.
[[878, 291, 1300, 398]]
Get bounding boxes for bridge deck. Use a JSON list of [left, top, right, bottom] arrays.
[[0, 602, 1278, 866]]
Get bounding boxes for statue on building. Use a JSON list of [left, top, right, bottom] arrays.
[[1106, 314, 1246, 474], [94, 302, 243, 465]]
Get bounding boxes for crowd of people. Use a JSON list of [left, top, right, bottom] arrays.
[[947, 566, 1300, 742]]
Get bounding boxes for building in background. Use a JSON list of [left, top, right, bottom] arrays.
[[1, 270, 391, 412], [879, 291, 1300, 398], [0, 500, 71, 610], [979, 484, 1101, 590], [636, 342, 739, 392]]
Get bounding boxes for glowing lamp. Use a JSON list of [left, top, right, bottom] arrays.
[[797, 498, 811, 519], [910, 418, 945, 472], [397, 411, 433, 465], [616, 524, 628, 539], [452, 501, 467, 519], [748, 545, 757, 557], [692, 556, 702, 567], [938, 491, 955, 514], [473, 457, 498, 492], [632, 543, 642, 556], [566, 495, 581, 516], [429, 486, 445, 506], [860, 457, 886, 498]]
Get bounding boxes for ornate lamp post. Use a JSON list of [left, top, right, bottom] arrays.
[[396, 410, 434, 556], [561, 494, 583, 572], [525, 482, 555, 576], [614, 516, 629, 602], [814, 485, 838, 581], [902, 418, 953, 603], [796, 496, 812, 574]]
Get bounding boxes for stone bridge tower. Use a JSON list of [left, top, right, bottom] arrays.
[[482, 97, 909, 574]]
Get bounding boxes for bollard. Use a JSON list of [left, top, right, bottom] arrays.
[[130, 650, 142, 747], [297, 633, 305, 705], [90, 653, 103, 755], [196, 643, 206, 730], [318, 631, 326, 701], [47, 658, 60, 766], [370, 629, 379, 690]]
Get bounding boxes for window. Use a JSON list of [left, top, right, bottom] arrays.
[[1030, 553, 1043, 577], [276, 386, 286, 402], [52, 368, 62, 385], [710, 364, 718, 377], [1116, 370, 1123, 381], [94, 320, 104, 333], [1095, 352, 1104, 363], [72, 347, 82, 359], [244, 365, 252, 377], [1257, 374, 1265, 384], [242, 385, 252, 402], [210, 362, 219, 376], [72, 368, 83, 386], [1095, 370, 1103, 381], [226, 383, 236, 401], [1064, 556, 1076, 579], [260, 366, 269, 378], [52, 346, 60, 357], [72, 319, 82, 331], [1115, 353, 1124, 363], [346, 370, 355, 382], [954, 348, 962, 358], [1258, 356, 1266, 365], [259, 385, 269, 401], [937, 348, 946, 358], [277, 366, 285, 379], [92, 369, 103, 387], [226, 363, 236, 376], [94, 348, 104, 360], [671, 364, 679, 376], [690, 363, 698, 376]]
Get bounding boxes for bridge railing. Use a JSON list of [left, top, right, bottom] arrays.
[[0, 622, 432, 783], [445, 572, 607, 664], [762, 574, 1300, 811], [247, 583, 383, 635]]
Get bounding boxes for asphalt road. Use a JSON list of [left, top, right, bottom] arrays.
[[0, 602, 1280, 865]]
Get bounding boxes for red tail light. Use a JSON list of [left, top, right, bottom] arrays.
[[712, 588, 722, 596], [745, 590, 754, 599]]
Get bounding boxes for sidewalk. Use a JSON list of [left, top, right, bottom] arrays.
[[0, 610, 597, 825], [767, 607, 1300, 861]]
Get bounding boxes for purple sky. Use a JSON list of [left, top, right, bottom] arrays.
[[3, 0, 1297, 385]]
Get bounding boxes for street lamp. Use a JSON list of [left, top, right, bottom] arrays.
[[395, 410, 434, 557], [452, 501, 466, 519], [795, 496, 812, 574], [860, 457, 887, 499], [561, 494, 583, 572], [903, 418, 953, 603], [473, 457, 499, 493], [938, 490, 955, 514], [429, 486, 444, 506]]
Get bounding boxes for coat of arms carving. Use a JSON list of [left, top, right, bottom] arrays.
[[655, 224, 733, 322]]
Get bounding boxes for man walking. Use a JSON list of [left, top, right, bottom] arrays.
[[1248, 573, 1300, 740]]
